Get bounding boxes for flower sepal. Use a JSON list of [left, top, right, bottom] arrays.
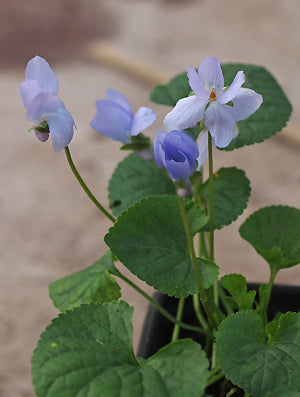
[[120, 133, 151, 152], [32, 120, 50, 134]]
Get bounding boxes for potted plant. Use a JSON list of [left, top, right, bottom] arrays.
[[20, 55, 299, 396]]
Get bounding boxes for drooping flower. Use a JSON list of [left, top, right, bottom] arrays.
[[164, 57, 263, 149], [20, 56, 75, 153], [90, 89, 156, 144], [154, 130, 199, 182]]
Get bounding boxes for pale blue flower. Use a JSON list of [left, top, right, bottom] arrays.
[[90, 89, 156, 144], [154, 130, 199, 182], [20, 56, 75, 153], [164, 57, 263, 149]]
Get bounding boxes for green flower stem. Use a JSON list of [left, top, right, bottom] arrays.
[[218, 283, 234, 316], [178, 195, 218, 329], [208, 132, 218, 307], [208, 132, 214, 261], [259, 267, 277, 324], [199, 232, 209, 259], [192, 294, 208, 330], [171, 297, 185, 341], [64, 146, 115, 223], [226, 388, 237, 397], [113, 267, 212, 337], [206, 369, 224, 387]]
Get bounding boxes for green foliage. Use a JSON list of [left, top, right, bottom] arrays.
[[184, 199, 208, 236], [150, 64, 292, 149], [221, 274, 256, 310], [150, 72, 191, 106], [108, 153, 176, 216], [32, 301, 209, 397], [49, 251, 121, 311], [199, 167, 251, 231], [216, 310, 300, 396], [239, 206, 300, 273], [105, 195, 219, 297]]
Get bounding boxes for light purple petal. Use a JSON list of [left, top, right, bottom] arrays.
[[154, 131, 167, 168], [131, 107, 156, 136], [165, 158, 192, 181], [47, 107, 75, 153], [197, 129, 208, 168], [164, 95, 207, 131], [205, 102, 237, 148], [20, 80, 40, 110], [105, 89, 133, 117], [25, 56, 59, 95], [90, 100, 133, 143], [187, 66, 209, 99], [230, 88, 263, 121], [197, 57, 224, 95], [218, 71, 245, 104], [34, 130, 49, 143], [26, 92, 63, 124]]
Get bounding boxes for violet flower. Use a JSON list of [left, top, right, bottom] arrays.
[[154, 130, 199, 182], [164, 57, 263, 149], [90, 89, 156, 144], [20, 56, 75, 153]]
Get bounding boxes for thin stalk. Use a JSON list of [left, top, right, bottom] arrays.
[[199, 232, 209, 259], [208, 132, 214, 262], [113, 267, 212, 337], [226, 388, 237, 397], [171, 297, 185, 341], [192, 294, 208, 330], [206, 370, 224, 387], [178, 195, 218, 328], [208, 132, 218, 306], [259, 267, 277, 325], [64, 146, 115, 223], [218, 283, 234, 316]]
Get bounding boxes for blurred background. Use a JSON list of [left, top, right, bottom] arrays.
[[1, 0, 299, 395]]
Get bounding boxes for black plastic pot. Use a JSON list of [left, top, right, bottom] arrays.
[[137, 284, 300, 396]]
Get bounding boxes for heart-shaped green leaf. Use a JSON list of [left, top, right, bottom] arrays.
[[150, 64, 292, 149], [221, 274, 256, 310], [49, 251, 121, 311], [199, 167, 251, 231], [216, 310, 300, 396], [105, 196, 219, 297], [221, 64, 292, 150], [150, 72, 191, 106], [108, 153, 176, 216], [32, 301, 209, 397], [239, 206, 300, 273]]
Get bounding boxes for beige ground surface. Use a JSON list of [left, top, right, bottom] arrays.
[[1, 1, 299, 396]]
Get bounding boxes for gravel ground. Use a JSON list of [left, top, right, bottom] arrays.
[[1, 0, 299, 395]]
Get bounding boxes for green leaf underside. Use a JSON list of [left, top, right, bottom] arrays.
[[200, 167, 251, 231], [32, 301, 209, 397], [49, 251, 121, 311], [108, 153, 176, 217], [239, 206, 300, 272], [221, 274, 256, 310], [150, 64, 292, 150], [216, 310, 300, 396], [105, 196, 219, 297]]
